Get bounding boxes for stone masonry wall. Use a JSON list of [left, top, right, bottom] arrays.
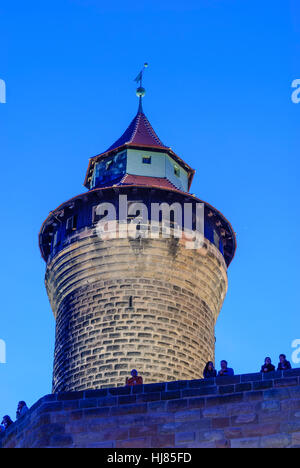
[[2, 369, 300, 448], [45, 228, 227, 392]]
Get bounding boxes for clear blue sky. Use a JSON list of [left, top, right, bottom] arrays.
[[0, 0, 299, 419]]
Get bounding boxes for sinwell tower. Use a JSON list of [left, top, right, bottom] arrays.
[[39, 66, 236, 392]]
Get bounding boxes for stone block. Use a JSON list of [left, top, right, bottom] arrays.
[[262, 371, 282, 381], [111, 403, 147, 416], [280, 421, 300, 434], [206, 393, 243, 407], [85, 389, 108, 398], [147, 401, 168, 412], [283, 369, 300, 378], [188, 397, 206, 409], [212, 418, 230, 429], [196, 441, 215, 448], [263, 388, 290, 401], [241, 373, 262, 383], [182, 387, 217, 398], [161, 391, 181, 401], [289, 387, 300, 398], [118, 395, 137, 405], [291, 432, 300, 446], [39, 402, 63, 413], [132, 385, 144, 394], [242, 423, 280, 438], [281, 398, 300, 411], [260, 434, 291, 449], [89, 441, 115, 448], [129, 425, 158, 438], [198, 429, 225, 442], [228, 403, 255, 416], [167, 399, 188, 412], [253, 381, 273, 391], [83, 407, 110, 418], [244, 391, 264, 402], [109, 386, 131, 396], [224, 427, 243, 439], [235, 383, 252, 393], [98, 397, 117, 407], [175, 432, 196, 444], [63, 401, 80, 411], [233, 413, 257, 425], [151, 434, 175, 448], [95, 429, 129, 442], [49, 434, 74, 447], [260, 400, 281, 412], [189, 378, 215, 388], [202, 406, 227, 419], [57, 392, 84, 401], [216, 376, 241, 386], [231, 437, 260, 449], [259, 411, 287, 424], [219, 385, 235, 395], [136, 392, 161, 403], [79, 399, 98, 409], [167, 381, 188, 391], [275, 378, 298, 388], [144, 383, 166, 393], [174, 409, 201, 422]]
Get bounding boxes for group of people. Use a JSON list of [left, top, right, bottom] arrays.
[[125, 355, 292, 387], [0, 401, 29, 434], [203, 354, 292, 379]]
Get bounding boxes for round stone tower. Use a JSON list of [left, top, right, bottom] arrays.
[[39, 79, 236, 393]]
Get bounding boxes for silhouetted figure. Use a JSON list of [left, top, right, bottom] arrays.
[[203, 361, 217, 379], [126, 369, 143, 386], [260, 357, 276, 373], [218, 360, 234, 377], [277, 354, 292, 371], [16, 401, 29, 420], [1, 416, 13, 430]]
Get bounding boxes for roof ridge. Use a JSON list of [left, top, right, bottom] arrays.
[[130, 112, 142, 143]]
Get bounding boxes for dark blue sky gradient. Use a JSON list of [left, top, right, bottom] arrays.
[[0, 0, 299, 418]]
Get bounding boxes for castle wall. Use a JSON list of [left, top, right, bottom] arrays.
[[1, 370, 300, 448]]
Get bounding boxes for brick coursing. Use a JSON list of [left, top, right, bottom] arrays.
[[46, 229, 227, 392], [1, 370, 300, 448]]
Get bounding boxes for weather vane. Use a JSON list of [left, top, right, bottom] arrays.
[[134, 63, 148, 102]]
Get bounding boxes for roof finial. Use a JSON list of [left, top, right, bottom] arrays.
[[134, 62, 148, 112]]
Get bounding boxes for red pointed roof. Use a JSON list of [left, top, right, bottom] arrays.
[[106, 105, 168, 152]]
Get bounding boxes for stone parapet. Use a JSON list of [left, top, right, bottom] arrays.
[[1, 369, 300, 448]]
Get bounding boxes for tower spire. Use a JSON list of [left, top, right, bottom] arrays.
[[134, 62, 148, 112]]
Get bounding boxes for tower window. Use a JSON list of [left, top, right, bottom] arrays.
[[92, 205, 110, 224], [142, 156, 151, 164], [174, 165, 180, 177], [106, 160, 113, 170], [213, 230, 219, 249], [53, 231, 60, 247], [66, 216, 77, 232]]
